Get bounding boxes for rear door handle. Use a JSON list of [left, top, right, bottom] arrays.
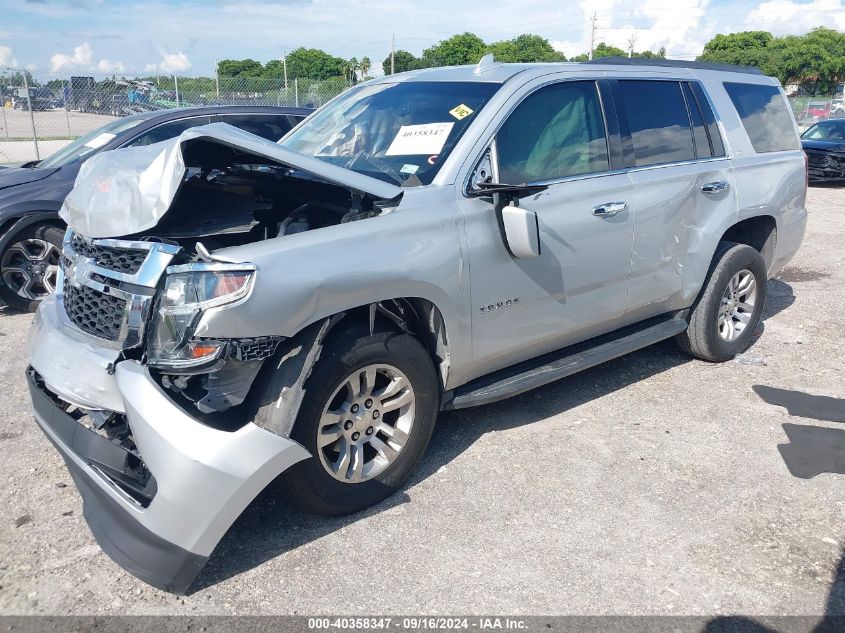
[[701, 181, 729, 194], [592, 201, 628, 218]]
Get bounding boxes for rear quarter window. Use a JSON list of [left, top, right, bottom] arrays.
[[723, 82, 799, 153]]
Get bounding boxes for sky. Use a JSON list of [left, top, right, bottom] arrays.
[[1, 0, 845, 77]]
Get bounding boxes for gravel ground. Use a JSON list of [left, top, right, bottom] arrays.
[[0, 187, 843, 616]]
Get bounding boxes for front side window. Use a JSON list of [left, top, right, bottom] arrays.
[[124, 116, 213, 147], [496, 81, 609, 184], [282, 81, 501, 185], [617, 80, 695, 167], [724, 82, 799, 153]]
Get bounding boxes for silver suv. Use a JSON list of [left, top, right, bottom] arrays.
[[26, 58, 807, 593]]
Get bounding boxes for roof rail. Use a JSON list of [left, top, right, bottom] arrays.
[[585, 56, 764, 76]]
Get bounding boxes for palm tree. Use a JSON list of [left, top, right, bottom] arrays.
[[359, 56, 371, 79], [346, 57, 358, 85]]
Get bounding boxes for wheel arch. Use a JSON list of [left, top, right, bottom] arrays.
[[249, 297, 452, 441], [719, 214, 777, 272], [0, 210, 65, 255]]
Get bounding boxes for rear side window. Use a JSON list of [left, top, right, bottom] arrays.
[[723, 82, 799, 153], [217, 114, 300, 142], [616, 80, 695, 167], [496, 81, 609, 184]]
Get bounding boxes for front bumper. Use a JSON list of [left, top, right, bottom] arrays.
[[27, 295, 311, 594], [805, 151, 845, 182]]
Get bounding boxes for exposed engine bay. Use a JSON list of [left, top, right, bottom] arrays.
[[130, 138, 391, 254]]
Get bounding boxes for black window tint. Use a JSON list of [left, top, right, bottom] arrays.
[[218, 114, 298, 142], [124, 116, 213, 147], [690, 82, 725, 157], [496, 81, 609, 184], [683, 83, 711, 158], [724, 82, 799, 153], [618, 80, 695, 167]]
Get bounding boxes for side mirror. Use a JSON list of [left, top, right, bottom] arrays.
[[501, 202, 541, 259]]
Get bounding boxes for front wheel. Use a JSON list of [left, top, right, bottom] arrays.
[[676, 242, 767, 362], [286, 329, 440, 516], [0, 223, 63, 312]]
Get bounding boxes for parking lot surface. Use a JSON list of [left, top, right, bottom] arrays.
[[0, 187, 843, 616]]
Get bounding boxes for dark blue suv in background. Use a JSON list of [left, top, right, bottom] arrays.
[[0, 105, 312, 311]]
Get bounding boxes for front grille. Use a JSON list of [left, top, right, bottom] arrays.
[[62, 277, 126, 341], [70, 233, 148, 275], [807, 153, 830, 167]]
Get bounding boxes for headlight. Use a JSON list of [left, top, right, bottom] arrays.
[[147, 263, 255, 371]]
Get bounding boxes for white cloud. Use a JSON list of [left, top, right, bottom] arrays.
[[97, 58, 125, 73], [744, 0, 845, 33], [50, 41, 92, 72], [0, 44, 19, 68], [146, 51, 192, 74]]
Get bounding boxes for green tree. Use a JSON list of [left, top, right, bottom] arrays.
[[217, 58, 264, 77], [486, 34, 566, 62], [570, 42, 628, 62], [698, 31, 774, 68], [635, 47, 666, 59], [382, 49, 423, 75], [345, 57, 358, 84], [285, 47, 346, 80], [359, 56, 371, 79], [422, 32, 487, 66]]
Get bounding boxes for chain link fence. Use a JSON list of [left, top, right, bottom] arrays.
[[0, 68, 349, 164], [788, 95, 844, 133]]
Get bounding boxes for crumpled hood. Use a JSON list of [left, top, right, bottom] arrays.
[[801, 139, 845, 153], [0, 166, 58, 191], [60, 122, 403, 238]]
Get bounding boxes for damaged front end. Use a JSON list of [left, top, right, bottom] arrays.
[[28, 123, 404, 593], [805, 149, 845, 182]]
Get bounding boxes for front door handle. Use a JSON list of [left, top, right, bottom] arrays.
[[701, 181, 730, 194], [592, 201, 628, 218]]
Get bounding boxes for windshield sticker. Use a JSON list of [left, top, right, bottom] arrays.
[[400, 163, 419, 175], [83, 132, 116, 150], [386, 122, 454, 156], [449, 104, 474, 120]]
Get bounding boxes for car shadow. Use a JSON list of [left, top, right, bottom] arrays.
[[192, 339, 692, 592], [752, 384, 845, 480], [762, 278, 795, 321]]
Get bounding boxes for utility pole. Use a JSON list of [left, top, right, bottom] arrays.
[[588, 12, 597, 61], [214, 59, 220, 102], [390, 34, 395, 75], [627, 34, 636, 58], [282, 51, 288, 90]]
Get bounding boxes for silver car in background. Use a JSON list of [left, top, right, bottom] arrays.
[[26, 57, 807, 593]]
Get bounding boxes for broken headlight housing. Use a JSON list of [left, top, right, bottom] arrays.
[[147, 263, 256, 371]]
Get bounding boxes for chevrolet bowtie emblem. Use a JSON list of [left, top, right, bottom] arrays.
[[68, 257, 93, 287]]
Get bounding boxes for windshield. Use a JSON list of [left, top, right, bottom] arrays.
[[281, 81, 501, 185], [802, 121, 845, 141], [38, 116, 147, 169]]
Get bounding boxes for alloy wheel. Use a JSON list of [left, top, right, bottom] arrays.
[[1, 238, 60, 300], [717, 269, 758, 342], [316, 363, 415, 483]]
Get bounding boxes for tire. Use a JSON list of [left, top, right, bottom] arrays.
[[676, 242, 767, 362], [285, 328, 440, 516], [0, 223, 64, 312]]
